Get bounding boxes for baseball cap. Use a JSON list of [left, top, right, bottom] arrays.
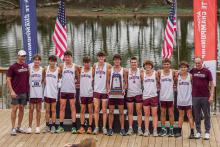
[[18, 50, 27, 56]]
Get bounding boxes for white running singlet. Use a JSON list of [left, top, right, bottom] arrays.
[[44, 66, 59, 99], [143, 71, 157, 100], [80, 67, 93, 97], [159, 70, 174, 101], [127, 68, 142, 97], [94, 63, 107, 94], [29, 66, 43, 99], [109, 67, 124, 99], [60, 63, 76, 93], [177, 73, 192, 106]]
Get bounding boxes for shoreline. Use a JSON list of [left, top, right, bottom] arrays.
[[0, 7, 194, 18]]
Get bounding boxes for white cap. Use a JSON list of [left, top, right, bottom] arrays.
[[18, 50, 27, 56]]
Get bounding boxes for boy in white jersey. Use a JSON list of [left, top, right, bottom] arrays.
[[126, 57, 143, 136], [175, 61, 194, 139], [106, 54, 127, 136], [77, 56, 94, 134], [141, 60, 159, 137], [26, 55, 44, 134], [93, 51, 111, 135], [56, 50, 80, 134], [26, 55, 43, 134], [43, 55, 61, 133], [158, 58, 177, 137]]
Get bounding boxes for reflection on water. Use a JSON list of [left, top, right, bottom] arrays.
[[0, 16, 219, 110], [0, 17, 197, 68]]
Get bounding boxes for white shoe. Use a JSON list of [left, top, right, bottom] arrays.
[[11, 128, 17, 136], [195, 132, 202, 139], [16, 127, 25, 133], [102, 127, 108, 135], [35, 127, 40, 134], [126, 128, 134, 136], [26, 127, 32, 134], [143, 129, 150, 137], [204, 133, 210, 140]]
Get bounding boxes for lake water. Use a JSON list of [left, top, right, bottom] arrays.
[[0, 16, 220, 111]]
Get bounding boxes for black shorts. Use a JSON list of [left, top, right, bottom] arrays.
[[11, 93, 28, 105]]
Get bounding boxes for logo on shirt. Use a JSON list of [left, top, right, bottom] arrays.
[[46, 74, 57, 78], [63, 70, 74, 74], [179, 81, 190, 85], [18, 68, 28, 73], [81, 74, 91, 78], [144, 79, 155, 82], [161, 78, 172, 82], [194, 73, 205, 78], [31, 74, 41, 78], [96, 70, 105, 75], [129, 75, 140, 80]]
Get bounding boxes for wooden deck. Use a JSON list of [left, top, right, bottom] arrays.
[[0, 109, 220, 147]]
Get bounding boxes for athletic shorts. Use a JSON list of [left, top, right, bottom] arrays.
[[11, 93, 28, 105], [60, 92, 75, 99], [143, 97, 158, 107], [177, 105, 192, 110], [80, 97, 93, 104], [29, 98, 43, 104], [93, 92, 108, 100], [44, 97, 56, 104], [126, 95, 143, 103], [108, 98, 124, 106], [160, 101, 174, 108]]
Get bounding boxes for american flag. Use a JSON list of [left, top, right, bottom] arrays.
[[162, 0, 177, 59], [53, 0, 67, 59]]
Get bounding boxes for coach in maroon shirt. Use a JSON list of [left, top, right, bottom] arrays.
[[7, 50, 29, 136], [190, 57, 214, 140]]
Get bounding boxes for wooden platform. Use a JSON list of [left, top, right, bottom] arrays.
[[0, 110, 220, 147]]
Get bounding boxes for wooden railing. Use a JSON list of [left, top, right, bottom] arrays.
[[0, 67, 8, 109]]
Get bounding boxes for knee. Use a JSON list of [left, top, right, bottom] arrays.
[[51, 109, 56, 114], [19, 105, 24, 110], [169, 112, 174, 117], [88, 108, 93, 114], [179, 112, 184, 118], [145, 111, 150, 117], [128, 108, 133, 115], [29, 108, 34, 113], [102, 108, 107, 114], [36, 108, 41, 113], [119, 109, 124, 116], [152, 110, 158, 117], [80, 107, 86, 114], [137, 110, 142, 116], [11, 108, 17, 113], [160, 108, 165, 114], [19, 107, 24, 113], [94, 107, 99, 114], [70, 106, 76, 112], [45, 109, 50, 114], [60, 104, 66, 111], [109, 109, 114, 115]]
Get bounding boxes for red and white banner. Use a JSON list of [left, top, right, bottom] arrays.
[[194, 0, 217, 86]]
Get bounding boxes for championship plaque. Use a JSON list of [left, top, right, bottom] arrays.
[[110, 73, 123, 95]]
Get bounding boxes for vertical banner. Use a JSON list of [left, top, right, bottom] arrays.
[[20, 0, 38, 63], [194, 0, 217, 86]]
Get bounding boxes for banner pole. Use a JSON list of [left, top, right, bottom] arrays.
[[175, 0, 180, 65]]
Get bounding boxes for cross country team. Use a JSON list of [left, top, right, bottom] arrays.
[[7, 50, 214, 140]]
